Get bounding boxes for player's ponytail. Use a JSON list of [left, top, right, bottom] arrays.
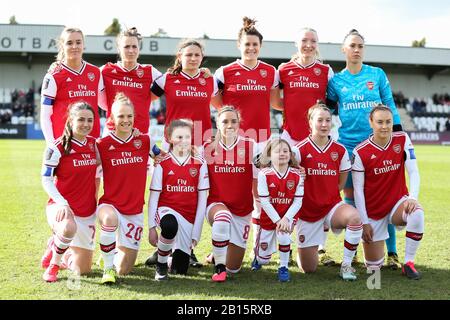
[[238, 17, 263, 44], [61, 101, 95, 155], [168, 39, 204, 75]]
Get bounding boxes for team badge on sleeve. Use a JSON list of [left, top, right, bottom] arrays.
[[44, 78, 50, 90], [393, 144, 401, 153], [133, 139, 142, 149], [45, 148, 54, 160], [189, 168, 198, 177]]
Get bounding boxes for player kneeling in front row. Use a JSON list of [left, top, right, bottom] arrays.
[[293, 104, 362, 280], [96, 93, 161, 284], [352, 105, 424, 280], [253, 139, 304, 282], [148, 120, 209, 281]]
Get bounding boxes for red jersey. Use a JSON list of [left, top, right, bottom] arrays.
[[258, 167, 303, 230], [294, 137, 350, 222], [204, 136, 257, 217], [150, 153, 209, 224], [101, 62, 162, 133], [42, 136, 97, 217], [97, 133, 153, 215], [279, 60, 333, 141], [41, 61, 104, 138], [352, 132, 412, 220], [151, 71, 218, 145], [215, 60, 279, 142]]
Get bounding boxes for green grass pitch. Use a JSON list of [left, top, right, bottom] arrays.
[[0, 140, 449, 300]]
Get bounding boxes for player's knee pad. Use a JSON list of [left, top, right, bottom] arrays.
[[212, 211, 231, 241], [405, 209, 424, 234], [160, 214, 178, 239], [276, 232, 291, 246], [171, 249, 190, 275]]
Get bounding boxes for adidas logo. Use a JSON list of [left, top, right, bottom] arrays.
[[70, 149, 76, 154], [288, 70, 294, 75], [168, 170, 175, 175], [111, 69, 117, 73], [235, 72, 241, 76], [341, 86, 348, 92], [66, 77, 72, 82], [108, 145, 116, 151], [174, 80, 181, 84], [306, 154, 313, 158], [371, 154, 377, 159], [269, 183, 276, 188]]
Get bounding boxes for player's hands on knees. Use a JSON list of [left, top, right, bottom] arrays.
[[56, 205, 74, 222], [148, 227, 158, 247], [404, 199, 419, 214], [362, 224, 373, 243]]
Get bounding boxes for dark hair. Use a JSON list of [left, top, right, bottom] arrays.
[[259, 138, 299, 168], [238, 17, 263, 44], [168, 39, 204, 75], [369, 104, 393, 120], [61, 101, 94, 155], [343, 29, 365, 43], [165, 119, 197, 156]]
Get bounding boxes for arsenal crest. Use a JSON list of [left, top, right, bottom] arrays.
[[136, 69, 144, 78], [287, 180, 295, 190], [367, 81, 374, 90], [88, 72, 95, 81], [260, 69, 267, 78], [238, 148, 245, 158], [313, 67, 321, 76], [133, 139, 142, 149], [393, 144, 401, 153], [88, 143, 94, 151], [260, 242, 268, 251], [299, 235, 305, 243], [199, 77, 206, 86], [331, 152, 338, 161], [189, 167, 198, 177]]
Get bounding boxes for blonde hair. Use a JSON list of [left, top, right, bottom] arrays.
[[292, 27, 322, 62], [116, 27, 142, 56], [56, 27, 84, 63], [259, 138, 299, 168], [212, 105, 242, 154]]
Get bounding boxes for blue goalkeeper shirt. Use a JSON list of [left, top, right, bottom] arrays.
[[327, 64, 401, 153]]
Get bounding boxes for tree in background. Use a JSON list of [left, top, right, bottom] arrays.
[[9, 15, 18, 24], [151, 28, 169, 37], [104, 18, 121, 36], [412, 37, 426, 48]]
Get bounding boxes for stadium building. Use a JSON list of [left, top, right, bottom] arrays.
[[1, 24, 450, 143]]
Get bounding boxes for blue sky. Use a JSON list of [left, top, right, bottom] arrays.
[[2, 0, 450, 48]]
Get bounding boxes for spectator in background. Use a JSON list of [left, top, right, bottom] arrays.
[[445, 117, 450, 131], [436, 121, 440, 132]]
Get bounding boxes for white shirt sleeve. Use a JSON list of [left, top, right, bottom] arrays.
[[41, 144, 68, 206], [403, 134, 420, 200], [151, 66, 163, 82], [192, 190, 207, 243], [214, 67, 225, 86], [327, 65, 335, 81], [148, 164, 163, 229], [154, 73, 167, 91], [252, 139, 259, 179], [284, 175, 304, 222], [197, 161, 210, 191], [257, 171, 281, 224], [340, 149, 351, 172], [272, 69, 280, 89], [40, 74, 57, 144], [212, 75, 219, 97], [352, 150, 369, 224]]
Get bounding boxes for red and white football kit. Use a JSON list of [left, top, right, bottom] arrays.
[[151, 71, 218, 145], [41, 61, 104, 139], [279, 60, 333, 143], [215, 60, 279, 143], [101, 62, 162, 133]]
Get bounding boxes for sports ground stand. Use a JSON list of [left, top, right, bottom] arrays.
[[1, 24, 450, 142]]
